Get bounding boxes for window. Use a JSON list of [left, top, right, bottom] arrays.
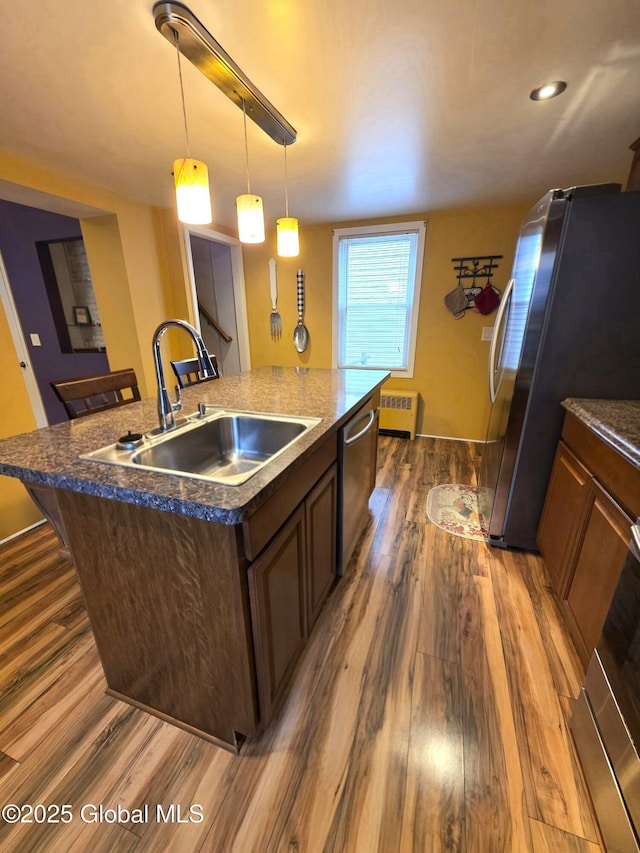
[[333, 221, 426, 377]]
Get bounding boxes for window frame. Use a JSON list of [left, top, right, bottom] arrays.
[[332, 220, 426, 378]]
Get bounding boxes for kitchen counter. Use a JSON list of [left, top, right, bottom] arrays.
[[0, 366, 389, 524], [561, 398, 640, 470], [0, 365, 389, 749]]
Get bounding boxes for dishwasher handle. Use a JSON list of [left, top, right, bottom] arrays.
[[343, 408, 378, 446]]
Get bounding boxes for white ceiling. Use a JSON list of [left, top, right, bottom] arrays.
[[0, 0, 638, 228]]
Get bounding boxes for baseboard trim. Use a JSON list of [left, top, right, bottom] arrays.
[[0, 518, 47, 547], [105, 687, 244, 754], [416, 432, 485, 444]]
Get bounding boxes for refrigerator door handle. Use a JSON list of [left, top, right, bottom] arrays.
[[488, 277, 515, 403]]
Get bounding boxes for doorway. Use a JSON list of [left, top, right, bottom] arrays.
[[184, 226, 251, 376], [0, 251, 48, 427], [0, 197, 110, 424]]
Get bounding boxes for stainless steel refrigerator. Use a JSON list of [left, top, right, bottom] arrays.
[[479, 183, 640, 551]]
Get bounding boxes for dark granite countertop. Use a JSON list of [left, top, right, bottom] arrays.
[[0, 367, 389, 524], [562, 398, 640, 469]]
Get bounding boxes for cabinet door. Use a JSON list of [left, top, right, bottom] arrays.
[[566, 481, 633, 663], [248, 506, 307, 723], [306, 463, 337, 632], [537, 441, 592, 596]]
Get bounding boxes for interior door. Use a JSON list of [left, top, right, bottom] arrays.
[[184, 227, 251, 377], [0, 251, 47, 427]]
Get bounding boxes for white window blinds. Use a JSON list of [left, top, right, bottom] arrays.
[[335, 223, 425, 373]]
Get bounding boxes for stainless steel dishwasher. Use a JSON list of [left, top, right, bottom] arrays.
[[570, 522, 640, 852], [338, 397, 379, 574]]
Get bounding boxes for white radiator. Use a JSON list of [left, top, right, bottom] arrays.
[[379, 390, 419, 439]]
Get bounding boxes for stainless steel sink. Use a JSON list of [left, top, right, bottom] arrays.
[[82, 409, 321, 486]]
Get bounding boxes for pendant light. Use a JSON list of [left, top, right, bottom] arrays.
[[237, 99, 265, 244], [172, 29, 212, 225], [277, 142, 299, 257]]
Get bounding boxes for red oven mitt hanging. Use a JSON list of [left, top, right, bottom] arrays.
[[474, 282, 501, 315]]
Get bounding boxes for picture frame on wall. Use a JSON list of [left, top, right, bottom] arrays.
[[73, 305, 92, 326]]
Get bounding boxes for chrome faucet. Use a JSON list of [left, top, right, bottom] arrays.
[[152, 319, 218, 432]]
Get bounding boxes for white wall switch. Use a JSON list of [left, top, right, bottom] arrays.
[[481, 327, 493, 342], [30, 333, 42, 346]]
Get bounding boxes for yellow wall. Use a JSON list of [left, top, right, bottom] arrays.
[[0, 298, 43, 539], [80, 214, 147, 388], [243, 201, 533, 440], [243, 242, 332, 370], [151, 209, 222, 362]]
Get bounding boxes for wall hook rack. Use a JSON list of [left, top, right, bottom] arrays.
[[451, 255, 503, 307], [451, 255, 503, 286]]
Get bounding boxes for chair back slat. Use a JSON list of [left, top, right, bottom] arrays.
[[51, 368, 141, 420], [170, 357, 219, 389]]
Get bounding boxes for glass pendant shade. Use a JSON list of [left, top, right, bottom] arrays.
[[173, 158, 212, 225], [236, 193, 265, 243], [277, 217, 299, 257]]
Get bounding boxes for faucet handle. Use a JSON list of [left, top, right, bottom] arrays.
[[172, 385, 183, 413], [198, 402, 224, 418]]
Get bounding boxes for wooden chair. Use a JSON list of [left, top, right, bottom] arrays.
[[51, 368, 141, 420], [170, 356, 219, 389]]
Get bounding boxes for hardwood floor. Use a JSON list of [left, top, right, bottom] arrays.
[[0, 436, 602, 852]]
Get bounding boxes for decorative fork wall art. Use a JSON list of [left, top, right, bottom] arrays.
[[268, 258, 282, 340]]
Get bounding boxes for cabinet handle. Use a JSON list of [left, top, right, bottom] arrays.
[[344, 409, 378, 446], [488, 277, 514, 403]]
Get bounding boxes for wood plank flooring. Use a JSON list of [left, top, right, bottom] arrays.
[[0, 436, 602, 852]]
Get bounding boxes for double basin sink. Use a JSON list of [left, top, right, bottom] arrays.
[[82, 408, 321, 486]]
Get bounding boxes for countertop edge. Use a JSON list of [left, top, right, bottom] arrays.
[[562, 398, 640, 470], [0, 368, 390, 525]]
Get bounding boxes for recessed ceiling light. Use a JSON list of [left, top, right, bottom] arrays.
[[530, 81, 567, 101]]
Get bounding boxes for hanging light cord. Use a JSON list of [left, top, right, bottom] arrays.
[[283, 142, 290, 218], [242, 99, 252, 195], [174, 29, 191, 157]]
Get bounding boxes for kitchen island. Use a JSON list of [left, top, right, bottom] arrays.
[[0, 366, 388, 751]]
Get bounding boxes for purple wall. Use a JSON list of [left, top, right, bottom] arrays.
[[0, 199, 110, 424]]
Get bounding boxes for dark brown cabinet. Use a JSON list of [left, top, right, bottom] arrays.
[[538, 411, 640, 665], [248, 462, 338, 723], [57, 437, 340, 751], [537, 442, 591, 596], [565, 481, 632, 658], [248, 506, 307, 722], [306, 465, 338, 631]]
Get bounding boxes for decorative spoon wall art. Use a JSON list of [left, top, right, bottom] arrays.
[[293, 269, 309, 353]]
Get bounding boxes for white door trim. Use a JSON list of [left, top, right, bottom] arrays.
[[182, 225, 252, 373], [0, 250, 48, 427]]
